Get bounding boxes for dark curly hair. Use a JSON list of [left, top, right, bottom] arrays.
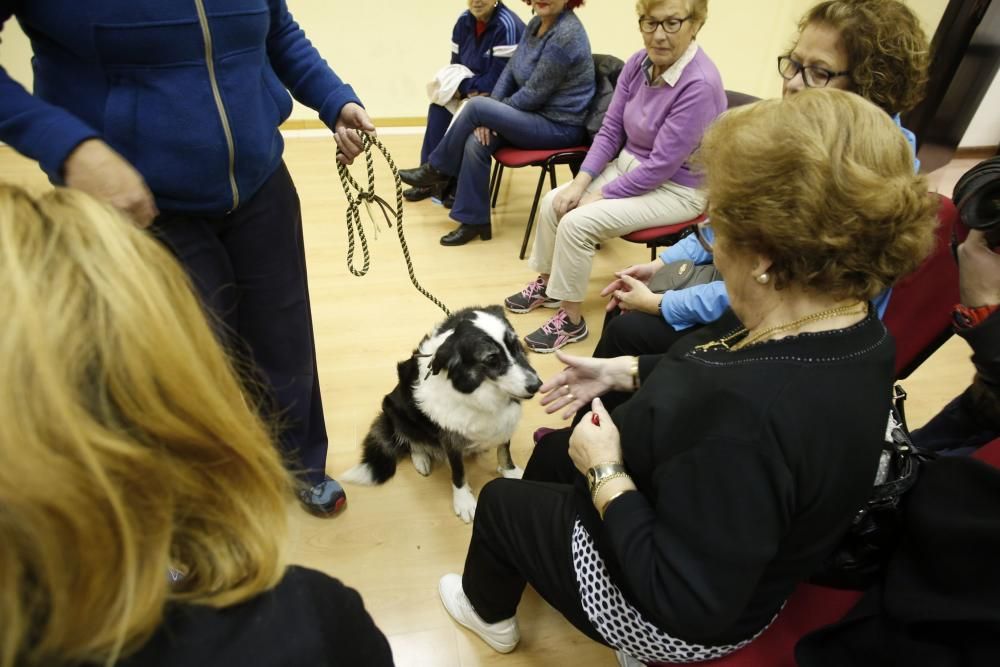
[[797, 0, 930, 116], [521, 0, 586, 10]]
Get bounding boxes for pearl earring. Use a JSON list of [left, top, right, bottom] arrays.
[[755, 273, 770, 285]]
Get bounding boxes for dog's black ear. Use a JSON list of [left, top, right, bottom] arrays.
[[430, 334, 459, 377]]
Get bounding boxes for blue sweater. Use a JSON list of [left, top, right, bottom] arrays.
[[451, 2, 525, 97], [0, 0, 360, 213], [492, 11, 594, 126]]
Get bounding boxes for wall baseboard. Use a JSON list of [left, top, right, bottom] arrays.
[[280, 117, 426, 131], [955, 146, 998, 159]]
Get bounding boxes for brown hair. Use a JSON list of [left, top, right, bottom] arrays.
[[799, 0, 929, 115], [699, 89, 938, 301], [636, 0, 708, 28], [523, 0, 586, 10], [0, 186, 292, 667]]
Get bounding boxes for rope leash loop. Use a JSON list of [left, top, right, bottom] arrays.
[[335, 131, 450, 316]]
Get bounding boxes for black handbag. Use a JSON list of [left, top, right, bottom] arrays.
[[810, 385, 934, 590]]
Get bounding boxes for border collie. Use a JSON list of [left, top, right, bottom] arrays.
[[342, 306, 541, 522]]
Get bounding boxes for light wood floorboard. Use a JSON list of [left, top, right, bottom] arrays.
[[0, 138, 978, 666]]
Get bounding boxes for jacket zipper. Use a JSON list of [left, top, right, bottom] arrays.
[[194, 0, 240, 210]]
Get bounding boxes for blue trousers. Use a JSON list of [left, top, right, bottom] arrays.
[[428, 96, 587, 227], [420, 103, 454, 165], [150, 162, 329, 485]]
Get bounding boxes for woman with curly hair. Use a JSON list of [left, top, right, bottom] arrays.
[[438, 89, 937, 664], [400, 0, 595, 246], [0, 187, 392, 667], [599, 0, 930, 360]]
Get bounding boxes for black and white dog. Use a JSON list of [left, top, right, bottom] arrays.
[[342, 306, 541, 522]]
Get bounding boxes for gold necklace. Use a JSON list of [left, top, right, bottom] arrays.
[[694, 302, 868, 353]]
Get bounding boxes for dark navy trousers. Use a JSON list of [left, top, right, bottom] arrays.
[[150, 162, 328, 485]]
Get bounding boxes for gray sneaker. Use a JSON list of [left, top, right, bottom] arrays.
[[524, 310, 588, 353], [504, 277, 560, 313]]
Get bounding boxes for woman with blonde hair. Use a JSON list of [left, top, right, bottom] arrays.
[[437, 89, 937, 664], [0, 187, 392, 667]]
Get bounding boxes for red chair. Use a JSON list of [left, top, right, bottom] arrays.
[[883, 195, 966, 378], [488, 146, 590, 259], [622, 213, 706, 260]]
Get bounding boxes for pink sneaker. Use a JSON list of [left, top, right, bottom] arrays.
[[504, 277, 560, 313], [524, 310, 588, 353]]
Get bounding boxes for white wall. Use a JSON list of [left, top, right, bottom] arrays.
[[960, 69, 1000, 148], [1, 1, 949, 122]]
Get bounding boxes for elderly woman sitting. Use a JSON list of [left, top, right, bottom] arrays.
[[0, 187, 392, 667], [503, 0, 725, 353], [596, 0, 930, 359], [436, 90, 937, 663], [400, 0, 595, 246], [405, 1, 526, 203]]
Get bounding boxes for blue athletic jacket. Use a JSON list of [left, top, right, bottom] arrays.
[[0, 0, 361, 213], [450, 2, 524, 98]]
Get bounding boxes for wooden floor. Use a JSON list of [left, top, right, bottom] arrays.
[[0, 136, 979, 667]]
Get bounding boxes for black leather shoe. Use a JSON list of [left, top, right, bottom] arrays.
[[403, 185, 435, 202], [440, 224, 491, 246], [443, 191, 456, 209], [399, 163, 450, 188], [299, 476, 347, 517]]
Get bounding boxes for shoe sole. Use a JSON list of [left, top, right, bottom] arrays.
[[525, 328, 589, 354], [504, 300, 561, 314]]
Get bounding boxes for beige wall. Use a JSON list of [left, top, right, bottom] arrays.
[[0, 1, 949, 122]]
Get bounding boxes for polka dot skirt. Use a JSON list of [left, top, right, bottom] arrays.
[[571, 520, 778, 664]]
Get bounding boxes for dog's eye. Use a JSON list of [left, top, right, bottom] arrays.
[[484, 352, 503, 367]]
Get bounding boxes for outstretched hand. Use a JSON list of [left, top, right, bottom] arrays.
[[539, 352, 634, 419], [335, 103, 376, 165]]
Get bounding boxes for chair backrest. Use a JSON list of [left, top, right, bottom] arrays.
[[883, 195, 966, 379], [725, 90, 760, 109], [585, 54, 626, 139]]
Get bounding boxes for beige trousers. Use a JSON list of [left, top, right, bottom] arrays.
[[527, 150, 705, 303]]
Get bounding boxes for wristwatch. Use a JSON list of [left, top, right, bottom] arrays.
[[587, 462, 627, 495], [953, 303, 999, 329]]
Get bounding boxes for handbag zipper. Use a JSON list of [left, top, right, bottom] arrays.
[[193, 0, 240, 210]]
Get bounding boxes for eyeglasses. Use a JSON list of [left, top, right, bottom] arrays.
[[638, 15, 691, 34], [692, 220, 714, 253], [777, 56, 850, 88]]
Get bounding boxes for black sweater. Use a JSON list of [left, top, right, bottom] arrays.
[[587, 309, 895, 646], [114, 567, 393, 666]]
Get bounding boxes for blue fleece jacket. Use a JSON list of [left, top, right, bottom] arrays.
[[0, 0, 360, 213], [451, 2, 525, 97], [491, 10, 594, 126]]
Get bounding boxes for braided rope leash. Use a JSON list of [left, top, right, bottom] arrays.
[[335, 131, 450, 317]]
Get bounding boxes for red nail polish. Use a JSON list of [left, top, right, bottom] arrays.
[[591, 413, 601, 426]]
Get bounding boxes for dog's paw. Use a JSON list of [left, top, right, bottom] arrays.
[[452, 484, 477, 523], [498, 465, 524, 480], [340, 463, 377, 486], [410, 451, 433, 476]]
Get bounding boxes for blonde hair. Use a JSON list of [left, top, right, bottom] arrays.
[[0, 186, 292, 667], [699, 89, 938, 301], [636, 0, 708, 28], [799, 0, 929, 115]]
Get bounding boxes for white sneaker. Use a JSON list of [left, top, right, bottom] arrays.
[[615, 649, 646, 666], [438, 573, 520, 653]]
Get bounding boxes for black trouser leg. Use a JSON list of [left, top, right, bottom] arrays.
[[462, 478, 607, 645], [149, 163, 329, 485]]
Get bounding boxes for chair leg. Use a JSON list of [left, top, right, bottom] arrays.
[[491, 163, 505, 209], [520, 167, 549, 260], [548, 164, 558, 190], [649, 244, 657, 261]]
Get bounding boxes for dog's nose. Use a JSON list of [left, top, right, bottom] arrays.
[[526, 375, 542, 396]]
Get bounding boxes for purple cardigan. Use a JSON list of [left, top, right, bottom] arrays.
[[580, 47, 725, 199]]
